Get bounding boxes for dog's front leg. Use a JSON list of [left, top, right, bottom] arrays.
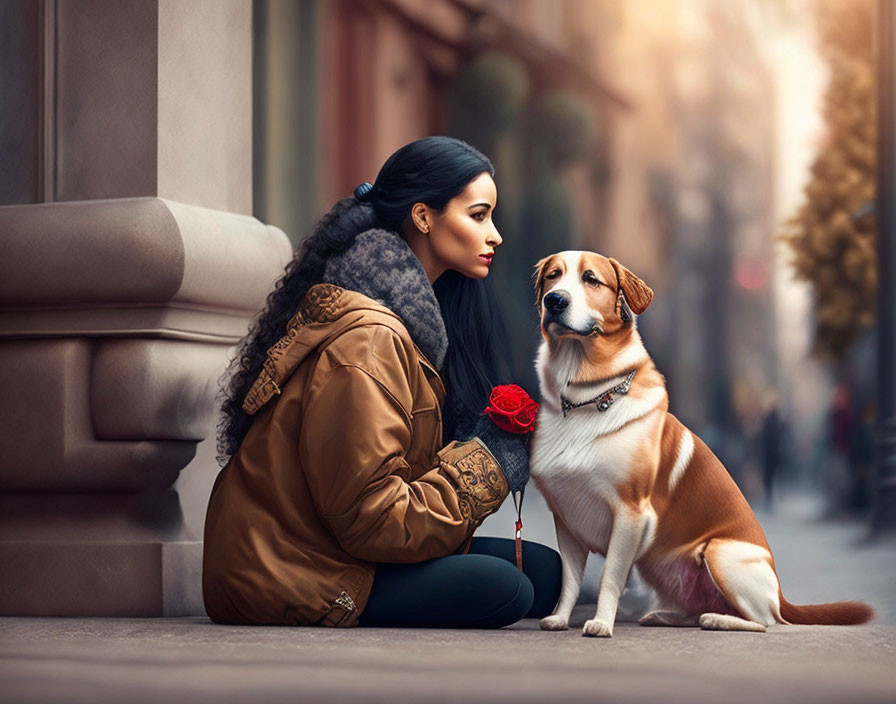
[[540, 513, 588, 631], [584, 506, 649, 638]]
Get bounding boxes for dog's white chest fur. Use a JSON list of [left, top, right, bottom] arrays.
[[531, 408, 657, 556], [530, 341, 661, 556]]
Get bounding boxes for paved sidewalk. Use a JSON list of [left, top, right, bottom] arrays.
[[2, 489, 894, 703], [1, 616, 894, 703]]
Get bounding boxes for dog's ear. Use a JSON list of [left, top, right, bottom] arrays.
[[532, 256, 552, 313], [608, 258, 653, 315]]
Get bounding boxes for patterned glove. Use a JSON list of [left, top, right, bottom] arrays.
[[467, 412, 530, 493]]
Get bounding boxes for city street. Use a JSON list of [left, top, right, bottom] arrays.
[[2, 489, 894, 704], [3, 2, 895, 703]]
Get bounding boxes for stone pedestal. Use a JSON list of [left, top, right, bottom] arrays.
[[0, 1, 293, 615], [0, 198, 291, 615]]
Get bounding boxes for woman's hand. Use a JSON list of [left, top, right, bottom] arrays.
[[468, 413, 530, 493], [462, 384, 538, 493]]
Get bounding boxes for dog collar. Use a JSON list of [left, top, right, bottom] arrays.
[[560, 369, 637, 418]]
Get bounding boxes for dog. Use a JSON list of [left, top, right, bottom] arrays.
[[528, 250, 874, 637]]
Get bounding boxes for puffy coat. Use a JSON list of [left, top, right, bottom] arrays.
[[202, 283, 509, 626]]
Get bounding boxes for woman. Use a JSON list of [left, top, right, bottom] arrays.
[[203, 136, 561, 628]]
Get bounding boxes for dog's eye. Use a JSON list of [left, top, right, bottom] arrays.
[[583, 272, 601, 285], [544, 269, 562, 280]]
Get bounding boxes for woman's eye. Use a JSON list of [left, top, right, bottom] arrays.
[[473, 211, 487, 221]]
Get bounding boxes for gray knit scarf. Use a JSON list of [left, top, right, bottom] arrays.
[[321, 228, 448, 372]]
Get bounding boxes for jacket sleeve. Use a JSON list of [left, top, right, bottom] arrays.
[[298, 325, 508, 563]]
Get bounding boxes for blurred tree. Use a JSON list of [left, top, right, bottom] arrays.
[[522, 89, 596, 255], [446, 50, 530, 157], [528, 91, 596, 169], [781, 0, 876, 360]]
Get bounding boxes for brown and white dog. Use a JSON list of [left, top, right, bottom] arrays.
[[529, 250, 874, 637]]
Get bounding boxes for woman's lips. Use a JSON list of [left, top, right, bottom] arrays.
[[479, 254, 493, 264]]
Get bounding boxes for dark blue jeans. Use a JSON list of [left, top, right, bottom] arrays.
[[357, 537, 562, 628]]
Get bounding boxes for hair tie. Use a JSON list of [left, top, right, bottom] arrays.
[[353, 182, 374, 202]]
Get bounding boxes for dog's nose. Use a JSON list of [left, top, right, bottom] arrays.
[[544, 291, 569, 315]]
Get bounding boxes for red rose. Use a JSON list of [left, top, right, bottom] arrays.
[[483, 384, 540, 434]]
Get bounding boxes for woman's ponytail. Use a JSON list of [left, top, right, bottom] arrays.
[[216, 195, 381, 463]]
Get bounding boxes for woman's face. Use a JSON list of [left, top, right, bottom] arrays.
[[425, 172, 502, 280]]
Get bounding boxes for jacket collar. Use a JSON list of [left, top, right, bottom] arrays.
[[241, 283, 446, 416], [321, 228, 448, 373]]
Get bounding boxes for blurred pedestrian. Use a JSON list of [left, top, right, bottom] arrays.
[[828, 379, 856, 516], [760, 392, 782, 511]]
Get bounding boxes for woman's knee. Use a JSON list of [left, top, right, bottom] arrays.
[[507, 539, 563, 619], [466, 536, 562, 619], [521, 540, 562, 574], [472, 558, 534, 628], [523, 543, 563, 618], [450, 554, 534, 628]]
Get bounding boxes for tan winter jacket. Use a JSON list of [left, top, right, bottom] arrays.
[[202, 283, 508, 626]]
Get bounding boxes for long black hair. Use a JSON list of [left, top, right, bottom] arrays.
[[217, 136, 512, 463]]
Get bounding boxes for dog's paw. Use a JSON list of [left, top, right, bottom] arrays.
[[539, 614, 569, 631], [699, 612, 766, 632], [582, 618, 613, 638]]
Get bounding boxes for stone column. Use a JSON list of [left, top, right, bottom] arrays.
[[0, 0, 292, 615]]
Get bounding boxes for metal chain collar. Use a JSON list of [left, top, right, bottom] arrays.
[[560, 369, 637, 418]]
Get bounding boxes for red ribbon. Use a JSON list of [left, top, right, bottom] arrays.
[[512, 487, 525, 571]]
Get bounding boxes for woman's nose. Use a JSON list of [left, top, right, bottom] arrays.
[[489, 223, 502, 246]]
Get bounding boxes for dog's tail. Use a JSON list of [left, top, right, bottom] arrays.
[[779, 594, 874, 625]]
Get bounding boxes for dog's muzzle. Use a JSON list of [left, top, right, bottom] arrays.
[[542, 291, 601, 336]]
